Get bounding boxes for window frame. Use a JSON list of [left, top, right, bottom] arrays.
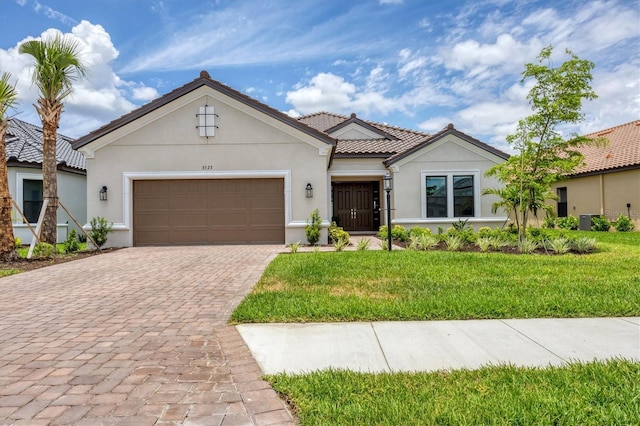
[[421, 171, 480, 219], [15, 172, 43, 224]]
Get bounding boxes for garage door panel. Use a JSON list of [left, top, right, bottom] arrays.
[[134, 178, 284, 245], [171, 212, 209, 226]]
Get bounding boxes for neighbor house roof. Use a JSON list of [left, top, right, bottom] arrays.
[[572, 120, 640, 176], [73, 71, 336, 150], [5, 118, 86, 172], [298, 112, 509, 161]]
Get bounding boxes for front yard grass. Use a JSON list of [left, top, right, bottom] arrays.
[[231, 231, 640, 323], [267, 359, 640, 426]]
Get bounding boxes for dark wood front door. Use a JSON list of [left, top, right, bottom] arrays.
[[332, 182, 379, 231]]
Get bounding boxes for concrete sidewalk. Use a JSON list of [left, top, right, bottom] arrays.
[[237, 317, 640, 375]]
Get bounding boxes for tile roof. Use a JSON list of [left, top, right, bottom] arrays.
[[5, 118, 85, 171], [298, 112, 430, 156], [298, 112, 509, 160], [573, 120, 640, 175]]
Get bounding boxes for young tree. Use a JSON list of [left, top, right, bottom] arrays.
[[20, 34, 86, 244], [0, 73, 19, 261], [485, 46, 600, 239]]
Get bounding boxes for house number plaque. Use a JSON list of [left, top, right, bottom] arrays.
[[202, 165, 213, 170]]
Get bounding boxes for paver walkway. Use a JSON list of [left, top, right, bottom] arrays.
[[0, 246, 294, 426]]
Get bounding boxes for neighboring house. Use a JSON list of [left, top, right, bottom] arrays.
[[5, 118, 87, 243], [72, 71, 509, 247], [551, 120, 640, 229]]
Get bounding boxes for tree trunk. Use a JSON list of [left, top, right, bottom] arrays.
[[37, 100, 63, 245], [0, 121, 18, 261]]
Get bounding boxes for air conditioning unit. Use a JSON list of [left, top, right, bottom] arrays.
[[579, 214, 601, 231]]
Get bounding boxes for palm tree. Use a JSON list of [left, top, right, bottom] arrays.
[[0, 72, 19, 260], [20, 34, 86, 244]]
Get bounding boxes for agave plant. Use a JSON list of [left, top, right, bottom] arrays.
[[445, 235, 464, 252], [518, 238, 538, 254], [573, 237, 597, 253], [549, 237, 571, 255], [356, 238, 370, 251], [476, 237, 492, 252]]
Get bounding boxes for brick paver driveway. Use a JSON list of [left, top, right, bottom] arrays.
[[0, 246, 295, 426]]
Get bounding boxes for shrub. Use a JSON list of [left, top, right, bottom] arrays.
[[62, 229, 81, 253], [542, 215, 556, 229], [590, 215, 611, 232], [391, 225, 409, 242], [526, 227, 553, 243], [305, 209, 322, 245], [378, 225, 409, 242], [556, 215, 579, 230], [89, 217, 113, 248], [408, 227, 431, 238], [377, 225, 388, 240], [14, 237, 22, 247], [452, 218, 472, 232], [613, 214, 635, 232], [328, 222, 350, 245], [379, 239, 389, 250], [33, 242, 55, 259], [476, 227, 492, 238]]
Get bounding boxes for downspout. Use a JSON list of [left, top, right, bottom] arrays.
[[599, 174, 605, 216]]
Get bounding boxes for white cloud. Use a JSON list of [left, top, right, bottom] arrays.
[[131, 86, 160, 102], [33, 1, 77, 26], [1, 21, 158, 137]]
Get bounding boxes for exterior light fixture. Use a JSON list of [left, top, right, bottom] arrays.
[[383, 173, 393, 251], [627, 203, 632, 219], [305, 183, 313, 198], [99, 186, 108, 201]]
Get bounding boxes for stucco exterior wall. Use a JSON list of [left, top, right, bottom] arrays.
[[389, 135, 507, 231], [8, 166, 86, 244], [82, 86, 331, 247], [551, 168, 640, 229]]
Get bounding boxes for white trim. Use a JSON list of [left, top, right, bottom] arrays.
[[421, 170, 481, 219], [394, 217, 508, 225], [121, 170, 292, 246]]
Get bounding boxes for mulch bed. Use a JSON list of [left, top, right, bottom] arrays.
[[1, 249, 118, 274]]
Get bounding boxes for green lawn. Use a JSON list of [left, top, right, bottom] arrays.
[[267, 360, 640, 426], [231, 231, 640, 323]]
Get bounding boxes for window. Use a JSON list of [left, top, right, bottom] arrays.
[[425, 176, 447, 218], [423, 172, 478, 218], [23, 179, 43, 223], [453, 175, 474, 217], [557, 187, 567, 217]]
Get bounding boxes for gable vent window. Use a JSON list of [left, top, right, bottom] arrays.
[[196, 105, 217, 137]]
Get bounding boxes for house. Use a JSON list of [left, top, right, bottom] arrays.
[[72, 71, 509, 247], [551, 120, 640, 229], [5, 118, 87, 243]]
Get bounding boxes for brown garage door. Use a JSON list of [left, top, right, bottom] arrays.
[[133, 178, 284, 246]]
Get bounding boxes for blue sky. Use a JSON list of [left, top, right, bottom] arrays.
[[1, 0, 638, 152]]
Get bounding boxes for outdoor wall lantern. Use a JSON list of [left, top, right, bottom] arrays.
[[305, 183, 314, 198], [383, 173, 393, 251], [99, 185, 108, 201], [627, 203, 632, 219]]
